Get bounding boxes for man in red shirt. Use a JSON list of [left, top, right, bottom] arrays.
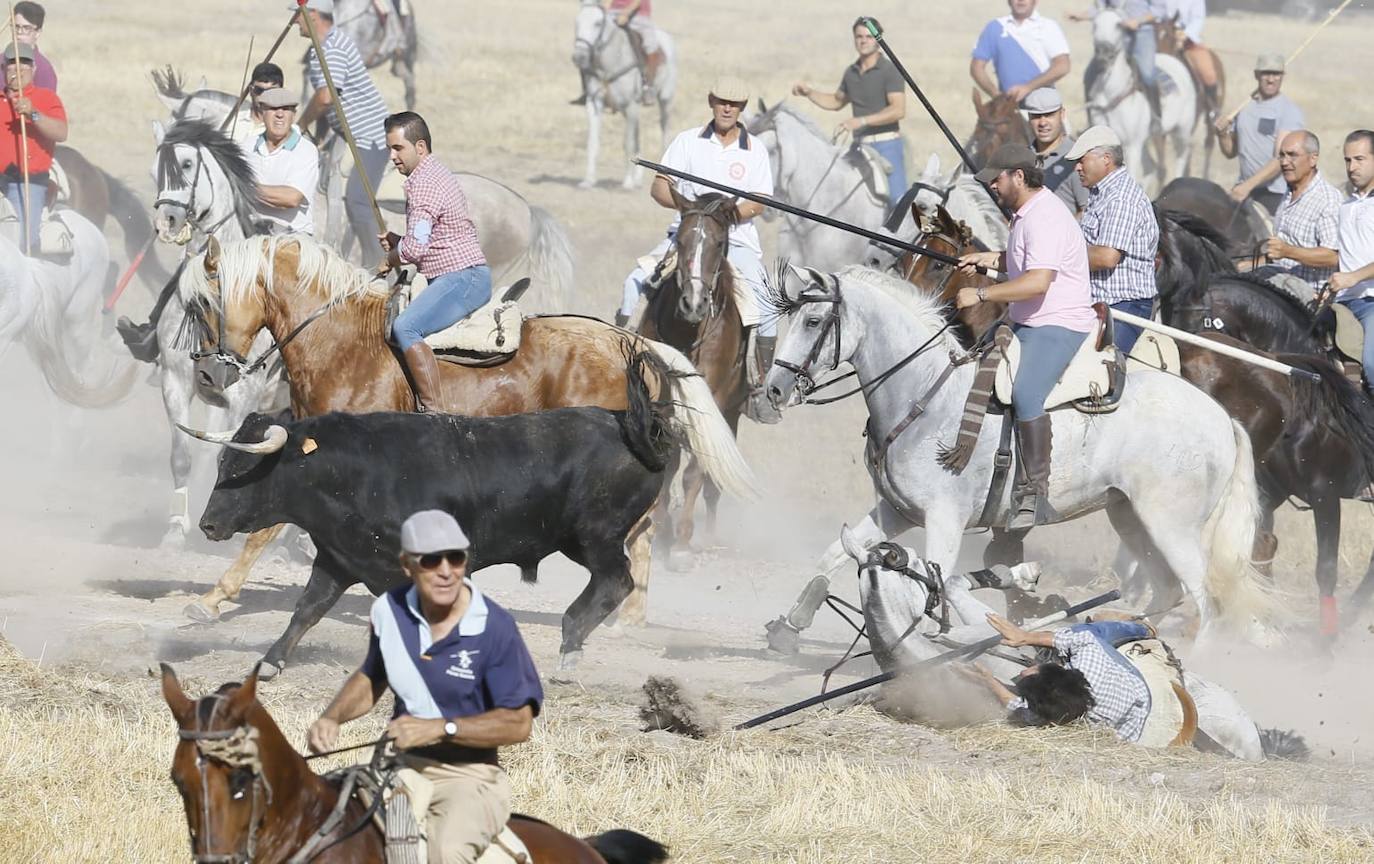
[[2, 41, 66, 253]]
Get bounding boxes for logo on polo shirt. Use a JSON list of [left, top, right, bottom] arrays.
[[729, 161, 746, 181], [445, 649, 479, 680]]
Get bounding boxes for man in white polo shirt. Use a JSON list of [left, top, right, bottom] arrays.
[[970, 0, 1072, 102], [1330, 129, 1374, 391], [246, 87, 320, 236]]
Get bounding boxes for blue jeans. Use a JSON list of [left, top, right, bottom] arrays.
[[866, 136, 908, 209], [1071, 620, 1151, 647], [1340, 296, 1374, 387], [1128, 24, 1158, 87], [392, 265, 493, 350], [4, 180, 47, 252], [1109, 297, 1154, 356], [1011, 324, 1086, 420]]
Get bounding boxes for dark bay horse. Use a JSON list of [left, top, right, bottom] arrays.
[[1155, 177, 1270, 257], [966, 91, 1032, 170], [638, 191, 751, 565], [180, 235, 756, 638], [161, 665, 667, 864]]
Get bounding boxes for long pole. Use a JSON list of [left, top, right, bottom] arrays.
[[8, 3, 31, 255], [228, 35, 255, 141], [218, 18, 297, 134], [296, 0, 387, 237], [735, 590, 1122, 730], [1114, 310, 1322, 381]]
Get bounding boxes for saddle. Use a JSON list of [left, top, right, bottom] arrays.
[[993, 307, 1125, 413], [388, 274, 524, 367], [1125, 330, 1181, 375], [0, 196, 76, 258], [1121, 638, 1198, 748], [845, 143, 892, 204], [1328, 301, 1365, 384]]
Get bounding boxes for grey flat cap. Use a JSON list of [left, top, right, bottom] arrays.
[[257, 88, 298, 109], [3, 42, 35, 64], [1021, 87, 1063, 115], [1254, 53, 1286, 73], [400, 510, 471, 555], [1064, 125, 1123, 160]]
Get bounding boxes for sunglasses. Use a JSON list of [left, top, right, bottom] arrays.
[[415, 550, 468, 569], [252, 86, 272, 96]]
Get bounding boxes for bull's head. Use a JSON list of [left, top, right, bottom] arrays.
[[179, 413, 295, 542]]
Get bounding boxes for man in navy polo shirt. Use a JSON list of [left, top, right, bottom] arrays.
[[308, 510, 543, 864]]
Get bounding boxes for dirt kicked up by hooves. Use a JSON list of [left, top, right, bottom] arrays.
[[638, 675, 722, 738]]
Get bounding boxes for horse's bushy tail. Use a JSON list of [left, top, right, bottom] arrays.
[[525, 206, 575, 313], [586, 829, 669, 864], [640, 338, 761, 501], [25, 304, 138, 409], [1200, 420, 1285, 636], [1282, 355, 1374, 488], [1258, 726, 1310, 761], [617, 343, 676, 473]]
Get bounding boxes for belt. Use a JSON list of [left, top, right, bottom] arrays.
[[857, 131, 901, 143]]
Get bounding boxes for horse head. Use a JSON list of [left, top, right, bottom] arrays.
[[152, 118, 261, 244], [968, 90, 1031, 170], [764, 263, 845, 410], [670, 188, 737, 323], [572, 0, 610, 70], [180, 236, 273, 403], [162, 663, 278, 864], [1092, 9, 1127, 56]]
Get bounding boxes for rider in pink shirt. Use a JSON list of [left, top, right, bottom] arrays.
[[956, 144, 1095, 531]]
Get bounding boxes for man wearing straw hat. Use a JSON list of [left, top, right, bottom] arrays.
[[244, 87, 320, 237], [295, 0, 391, 267], [1, 40, 64, 254], [1216, 53, 1305, 215]]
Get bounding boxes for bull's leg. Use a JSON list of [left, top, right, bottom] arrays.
[[1312, 496, 1341, 638], [618, 507, 656, 627], [558, 545, 634, 670], [261, 555, 354, 674], [184, 525, 287, 623], [668, 456, 705, 571]]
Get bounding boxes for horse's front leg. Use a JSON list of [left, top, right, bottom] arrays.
[[667, 454, 704, 570], [184, 525, 287, 623], [580, 96, 601, 189], [158, 353, 195, 547], [1312, 495, 1342, 638], [621, 101, 643, 189]]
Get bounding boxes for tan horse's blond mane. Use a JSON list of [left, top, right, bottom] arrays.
[[180, 235, 390, 312]]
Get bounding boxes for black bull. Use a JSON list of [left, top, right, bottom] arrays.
[[198, 356, 675, 672]]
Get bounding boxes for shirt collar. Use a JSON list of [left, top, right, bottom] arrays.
[[1349, 184, 1374, 202], [404, 579, 489, 640], [848, 53, 889, 75], [255, 128, 302, 154], [699, 122, 750, 150], [402, 154, 437, 190], [1002, 10, 1042, 26], [1090, 166, 1129, 194], [1013, 188, 1051, 220]]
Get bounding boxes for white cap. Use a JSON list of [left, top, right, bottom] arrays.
[[709, 75, 749, 104], [1064, 125, 1123, 161], [1021, 87, 1063, 115], [400, 510, 470, 555], [290, 0, 334, 14]]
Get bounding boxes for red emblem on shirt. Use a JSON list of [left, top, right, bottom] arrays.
[[729, 161, 746, 181]]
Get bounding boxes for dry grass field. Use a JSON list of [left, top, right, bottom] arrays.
[[3, 1, 1374, 862]]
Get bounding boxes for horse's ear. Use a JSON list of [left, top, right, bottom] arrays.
[[152, 120, 166, 146], [757, 97, 768, 114], [204, 237, 222, 275], [922, 152, 940, 179], [839, 524, 871, 562], [225, 663, 262, 719], [667, 183, 690, 212], [160, 663, 195, 725], [196, 75, 209, 93]]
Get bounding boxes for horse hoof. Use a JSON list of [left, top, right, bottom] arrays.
[[257, 660, 284, 681], [556, 650, 583, 672], [764, 616, 801, 656], [577, 178, 596, 190], [160, 527, 188, 549], [667, 550, 693, 572], [1010, 561, 1043, 592], [183, 600, 221, 624]]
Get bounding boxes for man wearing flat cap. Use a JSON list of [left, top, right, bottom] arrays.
[[1, 40, 66, 253], [1217, 53, 1305, 215], [956, 143, 1096, 529], [1021, 87, 1088, 215], [245, 87, 319, 236], [309, 509, 543, 864]]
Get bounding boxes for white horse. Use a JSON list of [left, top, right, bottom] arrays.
[[745, 100, 915, 272], [571, 0, 676, 189], [911, 153, 1009, 250], [763, 265, 1277, 645], [1087, 10, 1197, 195], [0, 212, 136, 409], [326, 0, 419, 110]]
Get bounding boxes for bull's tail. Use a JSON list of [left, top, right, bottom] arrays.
[[639, 339, 760, 500], [618, 346, 675, 473]]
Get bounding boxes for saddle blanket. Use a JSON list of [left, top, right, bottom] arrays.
[[0, 198, 77, 257], [993, 326, 1115, 410], [638, 246, 762, 327], [846, 143, 892, 203], [1125, 331, 1181, 375], [401, 275, 523, 355], [1121, 639, 1196, 748]]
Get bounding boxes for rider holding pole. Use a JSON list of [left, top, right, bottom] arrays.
[[1, 40, 65, 255], [956, 144, 1096, 530]]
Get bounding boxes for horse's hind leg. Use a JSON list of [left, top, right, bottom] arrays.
[[1106, 495, 1181, 614], [617, 506, 655, 627], [667, 456, 705, 570], [1312, 495, 1342, 638], [159, 355, 195, 547], [185, 525, 287, 623]]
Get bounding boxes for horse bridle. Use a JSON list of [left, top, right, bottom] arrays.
[[178, 696, 272, 864], [675, 198, 734, 326], [772, 275, 845, 399], [155, 142, 235, 240], [574, 4, 637, 84]]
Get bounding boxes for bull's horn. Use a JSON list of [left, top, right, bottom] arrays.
[[175, 423, 289, 454], [175, 423, 236, 444]]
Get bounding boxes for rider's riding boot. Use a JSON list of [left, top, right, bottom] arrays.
[[641, 51, 663, 104], [749, 335, 783, 425], [570, 71, 591, 106], [614, 311, 631, 329], [1145, 82, 1164, 131], [1008, 415, 1057, 531], [402, 342, 445, 413], [765, 572, 833, 654]]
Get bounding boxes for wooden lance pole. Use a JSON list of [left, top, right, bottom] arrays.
[[8, 3, 31, 255], [219, 18, 298, 135]]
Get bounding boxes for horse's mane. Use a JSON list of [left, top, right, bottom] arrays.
[[181, 235, 388, 312], [1211, 271, 1316, 323], [1160, 207, 1231, 253], [769, 263, 962, 350], [770, 102, 833, 146], [159, 119, 261, 235]]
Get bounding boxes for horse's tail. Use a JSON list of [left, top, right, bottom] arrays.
[[585, 829, 669, 864], [24, 308, 138, 409], [1257, 726, 1311, 761], [1200, 419, 1283, 634], [640, 338, 761, 501], [1282, 355, 1374, 487], [525, 205, 575, 313], [617, 344, 674, 472]]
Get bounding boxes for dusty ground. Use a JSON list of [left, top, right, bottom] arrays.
[[4, 1, 1374, 861]]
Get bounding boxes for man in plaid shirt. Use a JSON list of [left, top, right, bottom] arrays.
[[380, 112, 490, 413], [1253, 130, 1341, 295], [1067, 125, 1159, 354], [968, 614, 1154, 742]]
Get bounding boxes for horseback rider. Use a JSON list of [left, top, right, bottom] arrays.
[[956, 144, 1096, 529], [1, 41, 66, 254], [570, 0, 663, 106], [791, 16, 909, 209], [1251, 130, 1341, 296], [244, 88, 320, 237], [308, 510, 543, 864], [1216, 53, 1305, 215], [1072, 1, 1168, 127], [971, 0, 1072, 103], [1068, 125, 1159, 355], [1163, 0, 1219, 108], [379, 111, 491, 414], [617, 77, 776, 393], [11, 3, 55, 91], [1021, 87, 1089, 215], [1329, 130, 1374, 393]]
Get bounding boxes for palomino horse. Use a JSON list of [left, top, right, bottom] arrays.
[[179, 235, 756, 655], [161, 665, 669, 864], [1087, 9, 1197, 194], [764, 265, 1278, 644], [744, 100, 916, 272], [1155, 14, 1225, 179], [571, 0, 676, 189], [638, 191, 750, 565]]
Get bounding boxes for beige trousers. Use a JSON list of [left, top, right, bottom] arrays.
[[401, 756, 512, 864]]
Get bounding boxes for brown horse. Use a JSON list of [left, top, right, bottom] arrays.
[[1155, 16, 1225, 178], [181, 235, 756, 633], [637, 191, 751, 565], [967, 91, 1032, 171], [161, 665, 668, 864]]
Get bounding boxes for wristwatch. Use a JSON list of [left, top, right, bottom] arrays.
[[443, 718, 459, 739], [29, 110, 40, 123], [976, 285, 988, 303]]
